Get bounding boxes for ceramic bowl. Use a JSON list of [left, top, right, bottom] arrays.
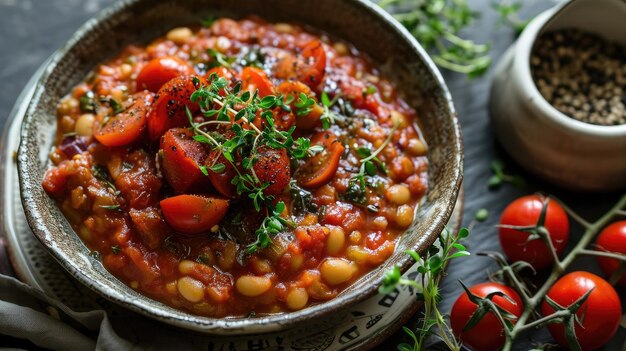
[[490, 0, 626, 192], [18, 0, 462, 334]]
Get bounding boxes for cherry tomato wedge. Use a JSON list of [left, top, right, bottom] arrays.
[[160, 194, 230, 235], [298, 40, 327, 90], [147, 75, 206, 140], [541, 271, 621, 351], [205, 150, 239, 198], [277, 80, 323, 130], [296, 131, 345, 189], [136, 56, 193, 92], [93, 92, 154, 147], [451, 282, 523, 351], [498, 195, 570, 270], [240, 66, 275, 97], [595, 221, 626, 285], [160, 128, 210, 193], [253, 147, 291, 195]]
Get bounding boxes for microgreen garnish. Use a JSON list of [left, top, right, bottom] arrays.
[[294, 93, 316, 117], [99, 97, 124, 114], [100, 204, 122, 212], [345, 123, 398, 205], [320, 91, 338, 130], [79, 91, 97, 113], [111, 245, 121, 254], [92, 165, 119, 194], [207, 49, 236, 69], [246, 201, 292, 254], [289, 180, 316, 216], [488, 159, 525, 189], [187, 73, 322, 253]]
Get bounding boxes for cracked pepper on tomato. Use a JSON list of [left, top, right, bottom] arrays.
[[42, 17, 429, 316]]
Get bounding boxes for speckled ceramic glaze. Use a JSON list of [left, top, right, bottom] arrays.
[[18, 0, 462, 334]]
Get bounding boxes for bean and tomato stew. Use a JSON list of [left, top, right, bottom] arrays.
[[43, 17, 428, 316]]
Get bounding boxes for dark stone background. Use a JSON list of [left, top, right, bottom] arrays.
[[0, 0, 623, 350]]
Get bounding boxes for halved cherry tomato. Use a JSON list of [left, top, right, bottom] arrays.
[[160, 128, 210, 193], [595, 221, 626, 286], [253, 147, 291, 195], [205, 149, 238, 198], [93, 91, 154, 147], [541, 271, 621, 351], [160, 194, 230, 235], [498, 195, 570, 270], [298, 40, 327, 90], [274, 40, 326, 92], [277, 80, 323, 130], [147, 75, 206, 140], [240, 66, 275, 97], [451, 282, 523, 351], [136, 56, 193, 92], [296, 131, 345, 189]]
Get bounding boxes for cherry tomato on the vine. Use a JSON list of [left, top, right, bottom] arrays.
[[499, 195, 570, 270], [541, 271, 621, 351], [595, 220, 626, 286], [451, 282, 524, 351]]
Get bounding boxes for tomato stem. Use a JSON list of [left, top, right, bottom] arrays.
[[500, 193, 626, 351]]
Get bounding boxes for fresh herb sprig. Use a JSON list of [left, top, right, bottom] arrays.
[[381, 228, 470, 351], [345, 123, 398, 205], [186, 73, 324, 253], [488, 159, 525, 189], [378, 0, 525, 78]]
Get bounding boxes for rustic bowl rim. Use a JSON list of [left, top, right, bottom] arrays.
[[17, 0, 462, 334]]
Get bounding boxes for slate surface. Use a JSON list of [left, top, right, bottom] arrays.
[[0, 0, 623, 350]]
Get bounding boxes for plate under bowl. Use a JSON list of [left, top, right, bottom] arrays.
[[17, 0, 462, 335]]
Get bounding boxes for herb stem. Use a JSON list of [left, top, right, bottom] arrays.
[[360, 123, 399, 164], [578, 249, 626, 261]]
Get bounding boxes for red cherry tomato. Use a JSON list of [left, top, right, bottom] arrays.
[[147, 75, 206, 140], [253, 147, 291, 196], [277, 80, 323, 130], [499, 195, 570, 270], [205, 150, 239, 198], [160, 194, 229, 235], [541, 271, 621, 351], [298, 40, 327, 90], [160, 128, 210, 193], [274, 40, 326, 91], [240, 66, 275, 97], [296, 131, 345, 189], [93, 91, 154, 147], [595, 220, 626, 286], [136, 56, 193, 92], [451, 282, 523, 351]]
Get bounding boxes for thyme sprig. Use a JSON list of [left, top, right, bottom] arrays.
[[186, 73, 324, 252], [381, 228, 470, 351], [345, 123, 398, 205]]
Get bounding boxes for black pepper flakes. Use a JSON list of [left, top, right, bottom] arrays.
[[531, 29, 626, 126]]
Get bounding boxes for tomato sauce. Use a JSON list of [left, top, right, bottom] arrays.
[[43, 17, 429, 316]]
